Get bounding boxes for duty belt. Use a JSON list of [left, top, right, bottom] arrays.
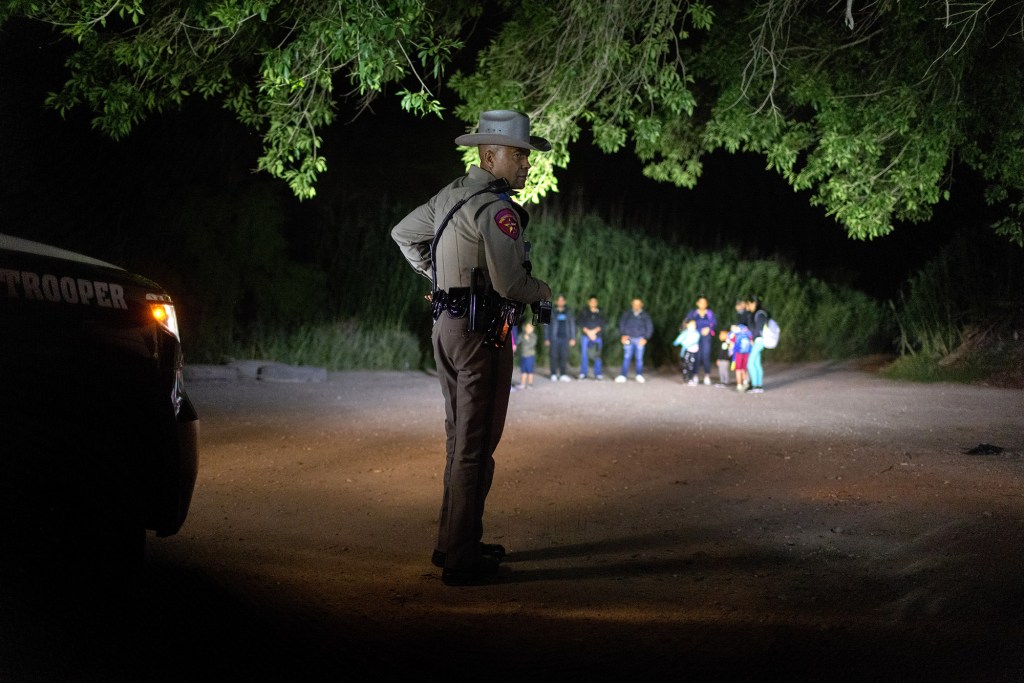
[[432, 286, 523, 349], [431, 287, 471, 320], [431, 287, 508, 320]]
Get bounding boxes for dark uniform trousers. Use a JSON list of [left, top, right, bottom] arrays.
[[432, 312, 514, 570]]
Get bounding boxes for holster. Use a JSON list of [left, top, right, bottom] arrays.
[[481, 299, 524, 349], [469, 267, 524, 348], [432, 275, 522, 349]]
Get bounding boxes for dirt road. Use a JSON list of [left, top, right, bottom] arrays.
[[2, 362, 1022, 681]]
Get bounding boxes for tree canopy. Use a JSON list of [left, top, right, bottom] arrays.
[[3, 0, 1022, 244]]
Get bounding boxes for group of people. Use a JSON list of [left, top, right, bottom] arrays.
[[512, 295, 656, 387], [514, 293, 771, 393], [391, 107, 772, 586], [672, 295, 770, 393]]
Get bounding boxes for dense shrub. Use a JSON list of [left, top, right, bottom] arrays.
[[192, 208, 890, 370]]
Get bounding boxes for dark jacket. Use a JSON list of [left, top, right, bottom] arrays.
[[548, 305, 576, 339], [578, 307, 606, 338], [684, 308, 716, 336], [619, 309, 654, 339], [750, 308, 769, 339]]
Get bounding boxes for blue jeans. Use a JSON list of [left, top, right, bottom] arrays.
[[748, 337, 765, 387], [620, 339, 646, 377], [696, 333, 713, 376], [580, 336, 602, 376]]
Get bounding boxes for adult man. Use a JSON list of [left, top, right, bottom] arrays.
[[391, 110, 552, 586], [545, 294, 575, 381], [577, 294, 606, 380], [616, 298, 654, 383]]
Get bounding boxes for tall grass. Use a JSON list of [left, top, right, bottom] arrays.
[[191, 207, 890, 370], [527, 209, 887, 368], [218, 320, 424, 370], [888, 229, 1020, 358], [884, 229, 1024, 381], [111, 176, 1018, 379]]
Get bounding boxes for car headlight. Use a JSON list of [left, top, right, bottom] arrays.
[[149, 301, 180, 340]]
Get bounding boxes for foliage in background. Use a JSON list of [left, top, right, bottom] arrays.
[[5, 1, 1023, 243], [451, 0, 713, 205], [225, 320, 423, 371], [695, 2, 1024, 245], [0, 0, 467, 199], [885, 229, 1024, 384], [138, 184, 327, 355], [525, 209, 888, 369], [32, 155, 1008, 382], [455, 1, 1024, 243], [173, 201, 890, 370]]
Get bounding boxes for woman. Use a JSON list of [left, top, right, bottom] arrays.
[[745, 296, 770, 393], [683, 295, 716, 386]]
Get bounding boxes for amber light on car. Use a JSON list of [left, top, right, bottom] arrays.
[[150, 303, 180, 340]]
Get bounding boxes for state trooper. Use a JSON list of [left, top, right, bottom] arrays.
[[392, 110, 552, 586]]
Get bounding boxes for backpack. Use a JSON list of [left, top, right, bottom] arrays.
[[762, 317, 781, 349]]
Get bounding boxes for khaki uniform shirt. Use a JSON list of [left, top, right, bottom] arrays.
[[391, 165, 551, 304]]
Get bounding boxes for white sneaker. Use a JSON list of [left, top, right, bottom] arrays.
[[559, 375, 571, 382], [615, 375, 627, 383], [595, 374, 603, 381], [703, 376, 711, 386], [579, 373, 587, 380], [636, 374, 645, 384], [551, 375, 558, 382], [687, 378, 697, 386]]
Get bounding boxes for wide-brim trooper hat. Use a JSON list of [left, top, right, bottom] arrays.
[[454, 110, 551, 152]]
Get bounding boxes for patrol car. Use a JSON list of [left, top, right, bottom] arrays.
[[0, 233, 198, 564]]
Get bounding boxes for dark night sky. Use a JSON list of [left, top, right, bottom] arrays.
[[1, 20, 987, 300]]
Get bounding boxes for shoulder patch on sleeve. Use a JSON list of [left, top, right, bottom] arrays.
[[494, 208, 521, 240]]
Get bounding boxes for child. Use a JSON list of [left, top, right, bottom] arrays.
[[727, 323, 754, 392], [517, 321, 538, 389], [715, 328, 732, 386], [672, 319, 701, 385]]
